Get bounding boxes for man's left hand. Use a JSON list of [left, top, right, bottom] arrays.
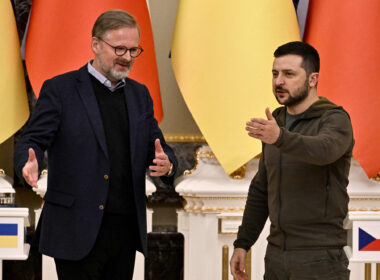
[[149, 139, 171, 177], [246, 107, 280, 144]]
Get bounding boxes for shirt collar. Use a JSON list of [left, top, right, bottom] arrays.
[[87, 61, 126, 92]]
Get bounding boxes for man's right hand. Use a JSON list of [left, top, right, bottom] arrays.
[[22, 148, 39, 188], [230, 248, 249, 280]]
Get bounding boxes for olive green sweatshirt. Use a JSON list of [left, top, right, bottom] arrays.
[[234, 97, 354, 251]]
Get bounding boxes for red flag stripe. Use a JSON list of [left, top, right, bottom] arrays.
[[25, 1, 163, 122], [304, 0, 380, 177], [360, 239, 380, 251]]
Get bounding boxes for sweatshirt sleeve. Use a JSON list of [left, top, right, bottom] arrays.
[[273, 109, 353, 166], [234, 150, 269, 251]]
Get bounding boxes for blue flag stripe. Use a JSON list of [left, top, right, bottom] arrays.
[[0, 224, 18, 235]]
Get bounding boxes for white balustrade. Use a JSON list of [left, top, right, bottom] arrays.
[[0, 170, 30, 280], [176, 145, 380, 280]]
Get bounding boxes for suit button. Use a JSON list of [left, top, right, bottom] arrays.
[[99, 205, 104, 210], [104, 175, 109, 180]]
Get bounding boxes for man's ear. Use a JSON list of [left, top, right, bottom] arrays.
[[91, 37, 100, 54], [309, 72, 319, 87]]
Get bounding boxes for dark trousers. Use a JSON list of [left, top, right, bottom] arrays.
[[55, 213, 138, 280], [264, 244, 350, 280]]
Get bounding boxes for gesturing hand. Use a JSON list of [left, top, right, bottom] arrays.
[[22, 148, 39, 188], [246, 107, 280, 144], [149, 139, 171, 177]]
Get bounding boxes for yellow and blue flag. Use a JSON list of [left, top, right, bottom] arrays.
[[0, 1, 29, 144], [0, 223, 18, 248], [171, 0, 300, 174]]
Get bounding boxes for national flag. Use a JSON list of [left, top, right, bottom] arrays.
[[0, 1, 30, 144], [25, 0, 163, 122], [359, 227, 380, 251], [294, 0, 310, 39], [0, 224, 18, 248], [171, 0, 300, 174], [303, 0, 380, 178]]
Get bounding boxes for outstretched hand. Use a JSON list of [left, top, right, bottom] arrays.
[[149, 139, 171, 177], [22, 148, 39, 188], [246, 107, 280, 144]]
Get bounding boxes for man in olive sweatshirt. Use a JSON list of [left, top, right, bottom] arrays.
[[230, 41, 354, 280]]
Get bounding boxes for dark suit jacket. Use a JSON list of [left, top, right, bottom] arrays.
[[14, 65, 177, 260]]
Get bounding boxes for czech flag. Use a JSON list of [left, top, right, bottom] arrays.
[[359, 227, 380, 251]]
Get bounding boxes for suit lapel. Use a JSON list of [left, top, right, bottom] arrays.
[[75, 66, 109, 159]]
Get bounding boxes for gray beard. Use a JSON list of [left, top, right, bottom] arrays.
[[109, 66, 130, 81], [96, 57, 131, 81]]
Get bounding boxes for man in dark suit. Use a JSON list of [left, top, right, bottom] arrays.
[[14, 9, 177, 279]]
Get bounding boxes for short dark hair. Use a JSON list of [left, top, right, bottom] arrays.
[[92, 9, 140, 39], [274, 41, 320, 75]]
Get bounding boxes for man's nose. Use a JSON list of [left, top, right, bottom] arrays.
[[122, 50, 132, 61], [274, 75, 285, 86]]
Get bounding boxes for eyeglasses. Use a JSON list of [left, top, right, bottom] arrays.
[[98, 37, 143, 58]]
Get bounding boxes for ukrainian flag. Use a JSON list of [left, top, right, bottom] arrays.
[[171, 0, 300, 174], [0, 224, 18, 248], [0, 1, 29, 144]]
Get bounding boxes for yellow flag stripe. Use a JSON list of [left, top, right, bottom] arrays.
[[172, 0, 300, 174], [0, 1, 29, 144], [0, 236, 18, 248]]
